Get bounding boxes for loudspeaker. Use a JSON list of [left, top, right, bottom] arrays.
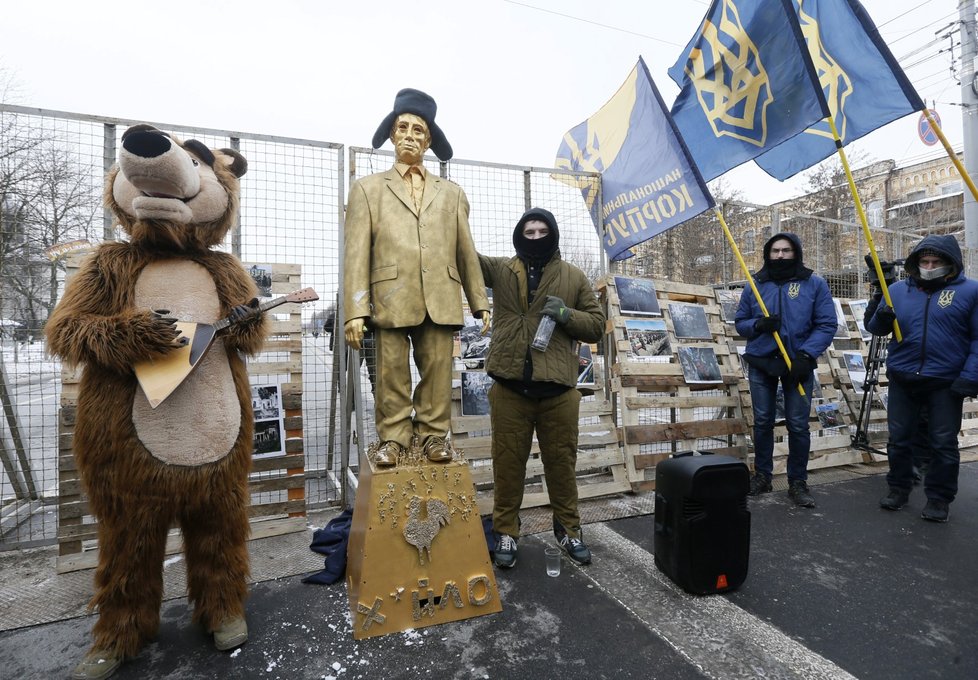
[[653, 454, 750, 594]]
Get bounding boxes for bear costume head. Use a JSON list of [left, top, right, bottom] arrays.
[[107, 124, 247, 252]]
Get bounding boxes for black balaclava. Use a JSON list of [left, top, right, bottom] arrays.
[[513, 207, 560, 301], [762, 232, 804, 282]]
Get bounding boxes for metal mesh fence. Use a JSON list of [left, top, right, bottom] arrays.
[[344, 147, 602, 459], [0, 105, 344, 549]]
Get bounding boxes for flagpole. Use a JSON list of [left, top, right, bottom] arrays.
[[923, 109, 978, 205], [715, 207, 804, 396], [826, 117, 903, 342]]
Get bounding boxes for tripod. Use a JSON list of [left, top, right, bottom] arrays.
[[850, 330, 887, 456]]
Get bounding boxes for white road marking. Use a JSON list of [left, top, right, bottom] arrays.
[[578, 523, 858, 680]]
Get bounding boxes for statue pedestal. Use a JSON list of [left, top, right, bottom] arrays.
[[346, 457, 502, 639]]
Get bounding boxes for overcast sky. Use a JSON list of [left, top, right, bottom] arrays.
[[0, 0, 963, 204]]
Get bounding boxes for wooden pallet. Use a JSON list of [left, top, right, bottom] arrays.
[[607, 276, 749, 491], [56, 257, 308, 572]]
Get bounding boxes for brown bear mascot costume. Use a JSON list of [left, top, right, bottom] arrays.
[[46, 124, 267, 680]]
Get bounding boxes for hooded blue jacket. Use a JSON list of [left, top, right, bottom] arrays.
[[867, 234, 978, 386], [735, 232, 836, 362]]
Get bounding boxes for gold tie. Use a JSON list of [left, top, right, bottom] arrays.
[[409, 167, 424, 212]]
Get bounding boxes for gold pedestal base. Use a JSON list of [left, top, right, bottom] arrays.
[[346, 458, 502, 639]]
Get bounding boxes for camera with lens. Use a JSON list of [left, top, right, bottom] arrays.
[[864, 254, 903, 292]]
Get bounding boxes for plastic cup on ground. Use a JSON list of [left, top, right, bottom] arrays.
[[545, 546, 561, 577]]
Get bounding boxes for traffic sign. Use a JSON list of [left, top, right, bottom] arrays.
[[918, 109, 941, 147]]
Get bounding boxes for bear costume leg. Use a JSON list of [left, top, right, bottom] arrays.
[[89, 496, 173, 658], [180, 465, 251, 633]]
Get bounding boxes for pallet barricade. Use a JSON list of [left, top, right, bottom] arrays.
[[56, 256, 308, 572], [606, 276, 749, 491]]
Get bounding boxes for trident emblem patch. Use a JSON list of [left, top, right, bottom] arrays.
[[938, 289, 955, 308], [787, 283, 801, 299]]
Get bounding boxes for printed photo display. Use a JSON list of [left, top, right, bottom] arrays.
[[669, 303, 712, 340], [832, 298, 849, 340], [251, 382, 284, 456], [847, 299, 871, 341], [577, 343, 596, 387], [247, 263, 273, 299], [459, 321, 491, 370], [460, 371, 493, 417], [677, 346, 722, 384], [715, 288, 742, 324], [615, 276, 661, 316], [843, 351, 867, 394], [625, 318, 670, 360], [815, 402, 845, 429]]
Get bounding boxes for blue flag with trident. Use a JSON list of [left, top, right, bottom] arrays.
[[755, 0, 926, 180], [554, 57, 714, 262], [668, 0, 830, 182]]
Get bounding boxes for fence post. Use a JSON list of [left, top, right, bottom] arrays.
[[102, 124, 116, 241]]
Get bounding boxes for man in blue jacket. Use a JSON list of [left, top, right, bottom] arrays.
[[735, 233, 836, 508], [867, 235, 978, 522]]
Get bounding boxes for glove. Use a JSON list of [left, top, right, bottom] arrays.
[[950, 378, 978, 399], [542, 296, 572, 324], [228, 297, 260, 324], [873, 303, 896, 328], [787, 352, 815, 385], [754, 314, 781, 334]]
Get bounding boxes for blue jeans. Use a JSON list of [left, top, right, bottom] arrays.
[[748, 369, 814, 482], [886, 377, 962, 502]]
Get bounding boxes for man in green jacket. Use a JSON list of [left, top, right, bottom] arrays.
[[479, 207, 606, 569]]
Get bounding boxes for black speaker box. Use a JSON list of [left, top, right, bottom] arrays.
[[653, 454, 750, 594]]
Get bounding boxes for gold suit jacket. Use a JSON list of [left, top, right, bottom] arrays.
[[344, 167, 489, 328]]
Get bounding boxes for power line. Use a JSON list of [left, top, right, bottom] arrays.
[[500, 0, 686, 48]]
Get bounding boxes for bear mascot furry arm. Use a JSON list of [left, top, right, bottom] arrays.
[[46, 124, 267, 674]]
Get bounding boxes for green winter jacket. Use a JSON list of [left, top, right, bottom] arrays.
[[479, 251, 605, 388]]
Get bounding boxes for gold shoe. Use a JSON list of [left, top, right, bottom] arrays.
[[213, 616, 248, 651], [423, 435, 453, 463], [71, 649, 122, 680], [374, 441, 402, 468]]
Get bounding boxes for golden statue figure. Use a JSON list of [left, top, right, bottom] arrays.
[[344, 88, 490, 467]]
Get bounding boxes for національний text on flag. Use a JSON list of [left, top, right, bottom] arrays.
[[554, 57, 714, 262]]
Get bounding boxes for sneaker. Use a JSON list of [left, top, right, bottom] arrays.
[[494, 534, 518, 569], [921, 499, 950, 523], [71, 649, 122, 680], [879, 488, 910, 511], [553, 519, 592, 565], [748, 473, 772, 496], [788, 480, 816, 508]]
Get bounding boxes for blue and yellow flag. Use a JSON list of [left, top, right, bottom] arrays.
[[668, 0, 830, 182], [755, 0, 926, 180], [555, 57, 714, 262]]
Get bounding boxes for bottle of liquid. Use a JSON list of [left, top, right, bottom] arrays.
[[530, 315, 556, 351]]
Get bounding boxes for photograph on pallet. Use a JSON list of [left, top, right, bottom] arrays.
[[843, 351, 867, 394], [614, 276, 661, 316], [832, 298, 850, 340], [625, 318, 670, 360], [252, 384, 285, 458], [847, 299, 872, 341], [247, 263, 274, 299], [815, 402, 845, 430], [459, 320, 491, 370], [677, 346, 722, 384], [460, 371, 492, 416], [669, 302, 712, 339], [715, 288, 741, 323], [577, 343, 596, 388]]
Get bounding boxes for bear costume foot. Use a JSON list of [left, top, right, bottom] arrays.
[[71, 648, 122, 680], [213, 616, 248, 651]]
